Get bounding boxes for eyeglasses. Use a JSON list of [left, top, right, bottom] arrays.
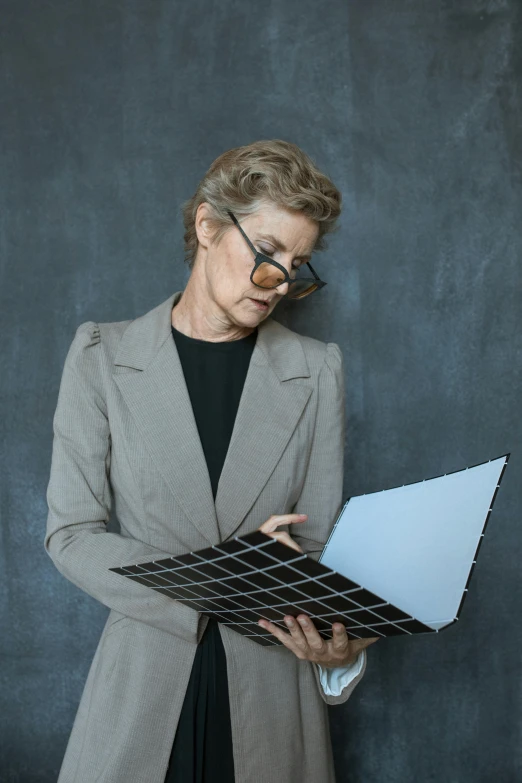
[[227, 211, 326, 300]]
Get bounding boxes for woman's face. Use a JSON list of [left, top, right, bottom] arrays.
[[194, 201, 319, 326]]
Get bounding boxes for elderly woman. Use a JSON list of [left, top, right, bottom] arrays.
[[45, 139, 378, 783]]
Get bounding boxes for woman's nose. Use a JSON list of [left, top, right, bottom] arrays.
[[275, 280, 290, 296]]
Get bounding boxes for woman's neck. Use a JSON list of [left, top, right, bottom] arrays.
[[171, 290, 257, 343]]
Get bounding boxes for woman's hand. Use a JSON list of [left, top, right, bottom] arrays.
[[258, 614, 380, 667], [257, 513, 307, 552], [257, 514, 380, 665]]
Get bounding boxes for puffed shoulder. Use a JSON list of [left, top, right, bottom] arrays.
[[317, 342, 344, 405], [324, 341, 342, 369], [323, 341, 343, 382], [74, 320, 101, 346], [65, 321, 103, 374], [60, 321, 107, 413]]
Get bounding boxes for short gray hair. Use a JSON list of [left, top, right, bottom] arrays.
[[180, 139, 342, 269]]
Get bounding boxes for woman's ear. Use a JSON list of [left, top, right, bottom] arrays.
[[194, 202, 215, 249]]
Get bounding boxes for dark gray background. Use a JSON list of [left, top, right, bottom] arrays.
[[1, 1, 521, 781]]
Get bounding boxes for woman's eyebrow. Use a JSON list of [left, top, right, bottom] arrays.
[[257, 233, 313, 261]]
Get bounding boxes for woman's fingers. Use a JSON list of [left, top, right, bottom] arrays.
[[292, 615, 326, 652], [329, 624, 381, 661], [258, 514, 307, 552], [258, 615, 381, 666], [330, 623, 351, 653], [258, 619, 297, 650], [258, 615, 326, 656], [269, 531, 303, 552], [282, 616, 309, 651], [258, 513, 308, 534]]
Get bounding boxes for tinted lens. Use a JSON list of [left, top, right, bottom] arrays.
[[252, 260, 317, 299], [251, 260, 287, 288], [287, 280, 319, 299]]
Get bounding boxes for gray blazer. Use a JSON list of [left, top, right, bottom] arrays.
[[45, 289, 367, 783]]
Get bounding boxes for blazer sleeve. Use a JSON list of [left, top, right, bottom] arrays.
[[291, 341, 368, 705], [44, 321, 200, 644]]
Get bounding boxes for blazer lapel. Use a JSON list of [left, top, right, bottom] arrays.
[[112, 290, 313, 546], [214, 313, 313, 541]]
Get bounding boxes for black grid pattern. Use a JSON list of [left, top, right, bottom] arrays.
[[110, 531, 436, 646]]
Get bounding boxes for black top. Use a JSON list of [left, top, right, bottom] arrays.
[[164, 322, 258, 783]]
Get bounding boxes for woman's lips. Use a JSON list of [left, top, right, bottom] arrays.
[[249, 298, 269, 310]]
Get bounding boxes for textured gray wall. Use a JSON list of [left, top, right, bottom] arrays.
[[1, 1, 521, 781]]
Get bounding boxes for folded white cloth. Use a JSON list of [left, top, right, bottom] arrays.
[[317, 649, 366, 695]]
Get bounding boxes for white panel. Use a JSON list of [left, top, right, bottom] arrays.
[[320, 456, 506, 629]]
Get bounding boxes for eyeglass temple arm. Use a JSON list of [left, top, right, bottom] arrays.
[[227, 211, 258, 256]]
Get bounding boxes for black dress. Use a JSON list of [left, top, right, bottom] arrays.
[[164, 322, 258, 783]]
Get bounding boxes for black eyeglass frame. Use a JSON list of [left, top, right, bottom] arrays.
[[227, 210, 326, 299]]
